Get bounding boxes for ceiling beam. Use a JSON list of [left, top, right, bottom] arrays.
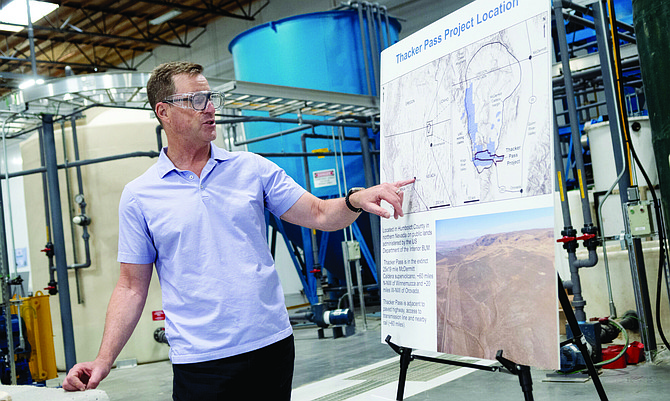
[[56, 3, 205, 30], [0, 23, 194, 48], [0, 55, 136, 71], [137, 0, 255, 21]]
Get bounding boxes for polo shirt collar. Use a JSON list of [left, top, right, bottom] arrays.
[[156, 143, 232, 178]]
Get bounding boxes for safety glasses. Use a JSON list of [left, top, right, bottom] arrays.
[[161, 91, 224, 111]]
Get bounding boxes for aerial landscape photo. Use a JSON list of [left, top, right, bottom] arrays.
[[435, 207, 558, 368]]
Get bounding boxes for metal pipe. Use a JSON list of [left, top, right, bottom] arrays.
[[2, 150, 370, 180], [554, 100, 608, 117], [561, 0, 636, 34], [633, 237, 657, 352], [562, 11, 636, 44], [36, 127, 58, 295], [365, 3, 380, 95], [551, 57, 640, 87], [596, 163, 628, 318], [0, 117, 20, 283], [67, 116, 92, 281], [373, 3, 384, 52], [553, 82, 606, 96], [593, 0, 654, 355], [554, 112, 586, 321], [42, 114, 77, 371], [59, 120, 85, 303], [235, 125, 313, 147], [554, 0, 595, 228], [606, 0, 656, 358], [25, 0, 38, 77], [216, 116, 374, 129], [355, 2, 373, 96], [354, 258, 367, 329], [301, 131, 324, 302], [380, 5, 391, 49], [359, 127, 381, 277]]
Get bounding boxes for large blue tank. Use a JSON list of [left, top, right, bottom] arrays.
[[229, 10, 400, 302], [229, 10, 400, 198]]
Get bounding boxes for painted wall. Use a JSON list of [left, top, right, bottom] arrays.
[[0, 141, 32, 295]]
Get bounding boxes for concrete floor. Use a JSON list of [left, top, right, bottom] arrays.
[[44, 315, 670, 400]]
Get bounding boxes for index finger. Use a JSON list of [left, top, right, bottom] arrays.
[[394, 178, 416, 189]]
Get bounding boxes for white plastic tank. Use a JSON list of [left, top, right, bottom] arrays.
[[585, 116, 658, 237], [586, 116, 657, 192]]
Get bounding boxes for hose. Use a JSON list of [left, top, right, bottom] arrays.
[[592, 319, 629, 369], [564, 318, 629, 374]]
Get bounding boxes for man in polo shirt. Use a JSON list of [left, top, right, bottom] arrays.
[[63, 61, 413, 400]]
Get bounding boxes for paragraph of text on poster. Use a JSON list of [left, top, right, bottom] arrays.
[[381, 222, 434, 329]]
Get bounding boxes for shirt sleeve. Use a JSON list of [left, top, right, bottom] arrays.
[[117, 187, 157, 264], [254, 154, 307, 217]]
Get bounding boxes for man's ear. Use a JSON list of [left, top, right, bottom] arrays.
[[155, 103, 169, 125]]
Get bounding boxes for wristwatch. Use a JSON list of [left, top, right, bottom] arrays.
[[345, 187, 365, 213]]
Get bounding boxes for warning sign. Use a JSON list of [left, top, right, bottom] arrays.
[[313, 169, 336, 188]]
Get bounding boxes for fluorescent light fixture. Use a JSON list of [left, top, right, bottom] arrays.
[[149, 9, 182, 25], [19, 79, 35, 89], [0, 0, 59, 32], [18, 77, 45, 89]]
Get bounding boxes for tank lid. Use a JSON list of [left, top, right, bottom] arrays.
[[228, 9, 401, 53]]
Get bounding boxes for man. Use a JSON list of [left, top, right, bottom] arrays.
[[63, 61, 413, 400]]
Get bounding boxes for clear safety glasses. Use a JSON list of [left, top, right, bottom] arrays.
[[161, 91, 224, 111]]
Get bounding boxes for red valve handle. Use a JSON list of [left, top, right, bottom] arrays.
[[576, 233, 596, 241]]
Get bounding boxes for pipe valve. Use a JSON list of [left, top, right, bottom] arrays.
[[72, 214, 91, 226]]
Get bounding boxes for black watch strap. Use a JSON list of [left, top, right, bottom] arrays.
[[345, 187, 364, 213]]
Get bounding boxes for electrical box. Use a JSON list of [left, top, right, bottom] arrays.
[[345, 241, 361, 261], [627, 202, 653, 236]]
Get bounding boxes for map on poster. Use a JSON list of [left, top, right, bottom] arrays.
[[382, 4, 552, 211], [380, 0, 558, 369]]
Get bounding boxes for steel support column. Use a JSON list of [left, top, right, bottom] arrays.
[[42, 114, 77, 371], [359, 127, 381, 280], [592, 0, 655, 357]]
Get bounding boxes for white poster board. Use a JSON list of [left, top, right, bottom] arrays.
[[380, 0, 558, 369]]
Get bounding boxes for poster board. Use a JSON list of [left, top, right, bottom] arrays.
[[380, 0, 558, 369]]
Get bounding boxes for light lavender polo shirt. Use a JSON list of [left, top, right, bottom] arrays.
[[117, 144, 306, 364]]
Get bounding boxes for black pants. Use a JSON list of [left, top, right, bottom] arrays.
[[172, 335, 295, 401]]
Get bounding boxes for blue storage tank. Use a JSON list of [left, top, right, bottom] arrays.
[[228, 10, 400, 303], [229, 10, 400, 198]]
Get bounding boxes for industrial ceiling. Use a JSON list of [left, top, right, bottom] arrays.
[[0, 0, 268, 94]]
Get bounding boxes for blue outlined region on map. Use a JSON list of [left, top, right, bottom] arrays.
[[381, 12, 551, 214]]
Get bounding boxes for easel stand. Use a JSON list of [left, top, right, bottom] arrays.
[[385, 335, 531, 400], [385, 275, 609, 400]]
